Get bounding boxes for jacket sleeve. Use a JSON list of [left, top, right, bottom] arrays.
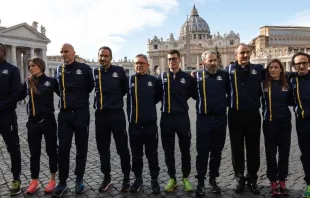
[[0, 67, 21, 111], [120, 67, 127, 97], [155, 77, 161, 104], [287, 80, 294, 107], [19, 80, 28, 100], [53, 78, 60, 96], [86, 65, 94, 93], [190, 75, 197, 100], [156, 75, 163, 103]]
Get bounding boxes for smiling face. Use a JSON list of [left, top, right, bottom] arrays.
[[134, 56, 149, 75], [167, 53, 180, 70], [235, 44, 250, 66], [294, 55, 309, 76], [98, 48, 112, 67], [268, 61, 282, 80]]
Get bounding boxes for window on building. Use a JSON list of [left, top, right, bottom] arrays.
[[199, 35, 202, 39], [230, 40, 234, 45], [198, 43, 202, 47], [165, 45, 168, 49], [153, 45, 158, 49]]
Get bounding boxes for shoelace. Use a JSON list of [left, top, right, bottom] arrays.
[[12, 181, 20, 188]]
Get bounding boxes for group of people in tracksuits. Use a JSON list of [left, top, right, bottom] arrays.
[[0, 42, 310, 198]]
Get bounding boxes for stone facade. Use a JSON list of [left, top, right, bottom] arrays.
[[249, 26, 310, 70], [147, 5, 240, 73], [0, 21, 50, 80]]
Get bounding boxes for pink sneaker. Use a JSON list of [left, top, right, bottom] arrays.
[[44, 180, 56, 193], [26, 179, 40, 194]]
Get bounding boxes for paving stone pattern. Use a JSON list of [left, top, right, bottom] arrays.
[[0, 96, 306, 198]]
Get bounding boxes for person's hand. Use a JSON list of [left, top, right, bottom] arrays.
[[191, 70, 197, 78]]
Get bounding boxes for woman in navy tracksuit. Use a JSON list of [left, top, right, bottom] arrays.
[[262, 58, 293, 196], [20, 58, 59, 194]]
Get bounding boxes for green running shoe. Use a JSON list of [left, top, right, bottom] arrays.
[[164, 178, 177, 192], [183, 177, 193, 192], [10, 180, 21, 196], [304, 185, 310, 198]]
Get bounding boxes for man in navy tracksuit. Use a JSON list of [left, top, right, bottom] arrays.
[[0, 43, 22, 196], [53, 43, 94, 197], [159, 49, 194, 192], [126, 54, 161, 194], [290, 52, 310, 197], [93, 46, 131, 192], [192, 51, 228, 195], [226, 43, 264, 194]]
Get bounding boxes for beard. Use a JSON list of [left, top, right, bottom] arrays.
[[207, 67, 217, 74]]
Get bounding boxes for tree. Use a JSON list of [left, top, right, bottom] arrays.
[[215, 45, 223, 69]]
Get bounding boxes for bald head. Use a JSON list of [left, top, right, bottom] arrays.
[[60, 43, 75, 65], [62, 43, 74, 51]]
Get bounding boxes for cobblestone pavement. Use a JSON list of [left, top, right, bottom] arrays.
[[0, 97, 306, 198]]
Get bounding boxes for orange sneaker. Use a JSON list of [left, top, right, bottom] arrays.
[[45, 180, 56, 193], [26, 179, 40, 194]]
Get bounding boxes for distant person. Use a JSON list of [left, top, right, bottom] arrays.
[[20, 58, 59, 194], [226, 43, 264, 195], [289, 52, 310, 198], [158, 49, 195, 192], [192, 51, 229, 195], [262, 59, 293, 196], [153, 65, 160, 77], [52, 43, 94, 197], [0, 43, 22, 196], [93, 46, 131, 192], [125, 54, 161, 194]]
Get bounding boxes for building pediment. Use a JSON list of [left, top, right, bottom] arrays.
[[0, 23, 50, 43]]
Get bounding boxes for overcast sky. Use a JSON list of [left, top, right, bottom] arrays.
[[1, 0, 310, 62]]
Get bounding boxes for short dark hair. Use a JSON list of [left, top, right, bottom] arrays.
[[291, 51, 310, 66], [154, 65, 159, 71], [135, 54, 148, 62], [168, 49, 180, 58], [98, 46, 112, 58], [235, 43, 248, 53], [0, 43, 6, 55]]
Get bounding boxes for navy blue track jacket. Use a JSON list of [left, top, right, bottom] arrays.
[[0, 60, 21, 112], [54, 61, 94, 110]]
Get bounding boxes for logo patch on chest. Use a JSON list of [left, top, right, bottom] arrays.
[[112, 72, 119, 78], [251, 69, 257, 75], [76, 69, 82, 75], [1, 69, 8, 74], [44, 81, 50, 87], [282, 87, 288, 92], [148, 81, 153, 86], [180, 78, 186, 84], [216, 76, 222, 81]]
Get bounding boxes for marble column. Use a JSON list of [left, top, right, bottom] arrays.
[[16, 50, 23, 79], [287, 62, 290, 71], [160, 57, 166, 72], [196, 54, 200, 69], [181, 55, 185, 70], [30, 47, 35, 58], [10, 45, 17, 66], [148, 57, 153, 74], [41, 49, 47, 64]]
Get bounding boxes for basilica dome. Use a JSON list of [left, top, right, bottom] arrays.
[[179, 5, 211, 40]]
